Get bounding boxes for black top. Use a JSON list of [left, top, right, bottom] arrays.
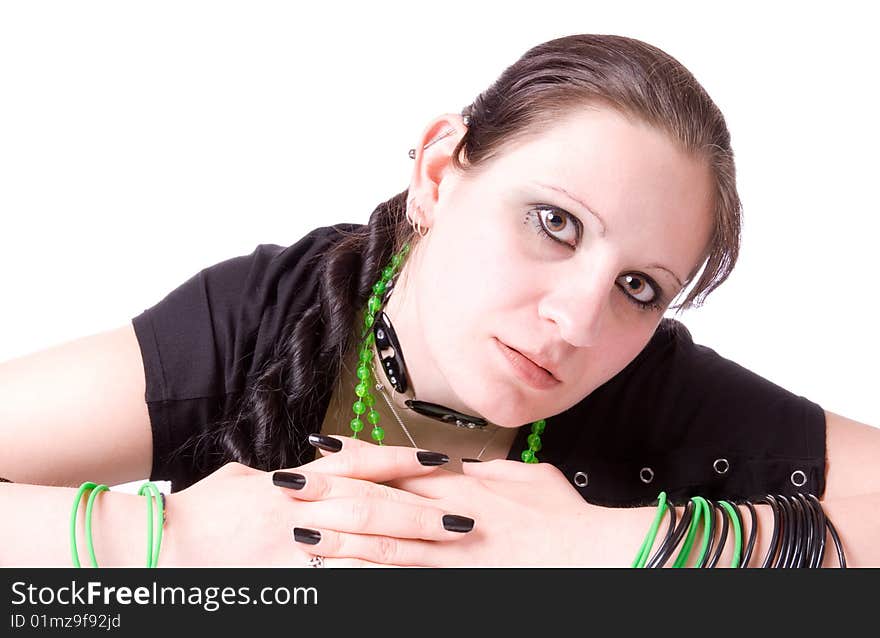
[[132, 223, 826, 506]]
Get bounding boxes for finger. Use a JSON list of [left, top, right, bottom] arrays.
[[386, 461, 548, 500], [295, 496, 476, 541], [307, 433, 385, 455], [289, 434, 451, 483], [292, 525, 462, 567], [459, 457, 550, 482], [384, 469, 472, 500], [272, 469, 429, 507]]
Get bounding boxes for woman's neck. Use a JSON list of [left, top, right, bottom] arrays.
[[378, 259, 479, 419]]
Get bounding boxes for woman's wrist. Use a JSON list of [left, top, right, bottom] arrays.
[[75, 485, 167, 567], [154, 491, 180, 567], [569, 502, 662, 566], [569, 499, 782, 568], [0, 482, 157, 566]]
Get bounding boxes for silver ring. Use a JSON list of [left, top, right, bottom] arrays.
[[713, 458, 730, 475], [790, 470, 807, 487], [573, 471, 589, 488], [307, 555, 325, 568], [405, 201, 429, 237], [639, 467, 655, 484]]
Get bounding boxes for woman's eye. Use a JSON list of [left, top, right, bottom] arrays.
[[528, 205, 581, 248], [616, 274, 661, 309]]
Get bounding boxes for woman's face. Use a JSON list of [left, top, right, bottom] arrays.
[[386, 105, 714, 428]]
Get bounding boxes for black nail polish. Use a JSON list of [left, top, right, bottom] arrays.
[[308, 433, 343, 452], [273, 471, 306, 490], [417, 451, 450, 466], [442, 514, 475, 533], [293, 527, 322, 545], [461, 458, 482, 463]]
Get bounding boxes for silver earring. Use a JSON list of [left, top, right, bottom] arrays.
[[407, 116, 470, 159], [405, 197, 429, 238]]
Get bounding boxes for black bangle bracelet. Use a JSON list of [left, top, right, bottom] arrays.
[[807, 494, 847, 569], [705, 500, 730, 569], [795, 493, 818, 568], [805, 493, 845, 568], [696, 498, 717, 568], [736, 501, 758, 569], [826, 517, 847, 568], [806, 493, 822, 568], [799, 495, 813, 568], [805, 494, 827, 567], [760, 495, 782, 568], [789, 495, 807, 568], [741, 501, 758, 568], [647, 500, 695, 568], [775, 495, 793, 568], [781, 495, 796, 568], [646, 497, 678, 567]]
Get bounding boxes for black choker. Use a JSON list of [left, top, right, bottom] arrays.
[[373, 310, 489, 430]]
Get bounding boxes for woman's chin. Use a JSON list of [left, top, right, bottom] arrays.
[[466, 396, 540, 429]]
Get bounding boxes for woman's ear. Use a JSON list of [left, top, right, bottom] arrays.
[[407, 113, 468, 226]]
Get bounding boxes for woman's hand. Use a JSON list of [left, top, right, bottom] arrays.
[[160, 435, 476, 567], [299, 436, 596, 566]]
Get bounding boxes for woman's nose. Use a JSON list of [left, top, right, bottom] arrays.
[[537, 266, 617, 347]]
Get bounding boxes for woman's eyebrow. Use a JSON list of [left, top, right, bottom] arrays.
[[530, 180, 684, 290], [646, 263, 684, 291], [531, 180, 608, 238]]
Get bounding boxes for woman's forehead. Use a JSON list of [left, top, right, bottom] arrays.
[[472, 114, 711, 222], [492, 109, 688, 178]]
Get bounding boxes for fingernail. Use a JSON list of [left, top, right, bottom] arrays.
[[293, 527, 322, 545], [417, 451, 449, 466], [273, 471, 306, 490], [442, 514, 475, 533], [461, 458, 482, 463], [308, 433, 343, 452]]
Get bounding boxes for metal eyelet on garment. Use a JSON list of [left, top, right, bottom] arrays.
[[573, 471, 589, 488], [713, 458, 730, 475], [639, 467, 654, 484], [790, 470, 807, 487]]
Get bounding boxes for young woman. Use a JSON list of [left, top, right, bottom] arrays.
[[2, 34, 878, 567]]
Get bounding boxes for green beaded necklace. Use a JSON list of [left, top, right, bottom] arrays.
[[347, 241, 546, 463]]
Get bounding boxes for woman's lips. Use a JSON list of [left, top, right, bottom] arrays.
[[493, 338, 561, 390]]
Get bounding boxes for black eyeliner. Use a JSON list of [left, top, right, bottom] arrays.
[[526, 203, 583, 246]]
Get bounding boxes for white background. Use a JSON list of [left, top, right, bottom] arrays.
[[1, 1, 877, 491]]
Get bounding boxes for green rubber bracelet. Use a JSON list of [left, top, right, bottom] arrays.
[[70, 482, 98, 568], [632, 491, 668, 568], [673, 497, 705, 568], [138, 482, 165, 568], [692, 496, 713, 567], [85, 484, 110, 567], [718, 501, 743, 568]]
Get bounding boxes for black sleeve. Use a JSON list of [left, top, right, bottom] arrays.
[[131, 225, 350, 491], [528, 319, 828, 507]]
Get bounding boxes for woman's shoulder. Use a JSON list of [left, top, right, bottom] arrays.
[[195, 222, 366, 313], [237, 222, 366, 280]]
